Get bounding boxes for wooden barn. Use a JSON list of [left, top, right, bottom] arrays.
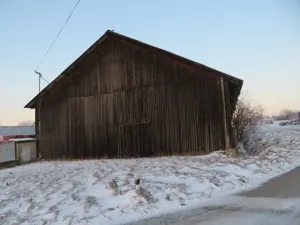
[[25, 30, 243, 159]]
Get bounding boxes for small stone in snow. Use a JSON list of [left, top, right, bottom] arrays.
[[239, 178, 246, 183], [165, 194, 171, 201]]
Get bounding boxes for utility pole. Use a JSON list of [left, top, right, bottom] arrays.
[[34, 70, 42, 92]]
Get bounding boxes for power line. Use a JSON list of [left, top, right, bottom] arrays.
[[40, 75, 49, 84], [35, 0, 82, 71]]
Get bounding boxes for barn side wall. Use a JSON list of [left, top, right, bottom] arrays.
[[112, 38, 227, 156], [38, 40, 117, 159], [37, 37, 237, 159]]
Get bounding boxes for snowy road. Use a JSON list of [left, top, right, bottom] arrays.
[[128, 166, 300, 225]]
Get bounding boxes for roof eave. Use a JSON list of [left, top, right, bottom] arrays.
[[24, 100, 35, 109]]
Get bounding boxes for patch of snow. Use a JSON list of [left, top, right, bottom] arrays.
[[1, 124, 300, 224], [242, 124, 300, 155], [260, 121, 300, 132]]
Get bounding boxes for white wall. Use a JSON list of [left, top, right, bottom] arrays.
[[0, 142, 15, 163]]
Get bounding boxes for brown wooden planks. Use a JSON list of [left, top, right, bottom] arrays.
[[36, 37, 238, 159]]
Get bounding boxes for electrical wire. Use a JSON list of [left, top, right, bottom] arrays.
[[35, 0, 82, 71], [41, 76, 50, 84]]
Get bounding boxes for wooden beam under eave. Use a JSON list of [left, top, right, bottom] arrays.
[[220, 76, 230, 149]]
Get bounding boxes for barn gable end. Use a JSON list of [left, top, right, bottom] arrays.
[[25, 30, 243, 159]]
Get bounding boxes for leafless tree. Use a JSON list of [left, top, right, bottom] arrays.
[[18, 120, 35, 126], [232, 93, 265, 142]]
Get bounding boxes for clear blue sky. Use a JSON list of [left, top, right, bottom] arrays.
[[1, 0, 299, 125]]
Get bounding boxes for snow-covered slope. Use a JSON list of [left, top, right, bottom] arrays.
[[1, 124, 300, 225]]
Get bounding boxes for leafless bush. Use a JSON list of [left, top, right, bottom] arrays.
[[232, 93, 265, 142]]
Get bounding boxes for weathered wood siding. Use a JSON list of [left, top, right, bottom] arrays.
[[37, 37, 238, 159]]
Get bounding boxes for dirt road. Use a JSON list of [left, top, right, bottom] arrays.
[[128, 166, 300, 225]]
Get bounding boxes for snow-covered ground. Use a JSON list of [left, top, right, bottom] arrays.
[[1, 124, 300, 225], [260, 120, 300, 132]]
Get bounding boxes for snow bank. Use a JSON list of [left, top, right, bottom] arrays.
[[263, 120, 300, 131], [242, 124, 300, 155], [1, 125, 300, 225]]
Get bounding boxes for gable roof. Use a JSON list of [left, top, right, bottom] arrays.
[[25, 30, 243, 109]]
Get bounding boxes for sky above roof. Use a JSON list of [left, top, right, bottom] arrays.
[[0, 0, 299, 125]]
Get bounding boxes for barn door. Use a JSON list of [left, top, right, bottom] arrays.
[[118, 122, 154, 158]]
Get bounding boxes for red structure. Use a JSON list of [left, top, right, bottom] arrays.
[[0, 135, 35, 142]]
